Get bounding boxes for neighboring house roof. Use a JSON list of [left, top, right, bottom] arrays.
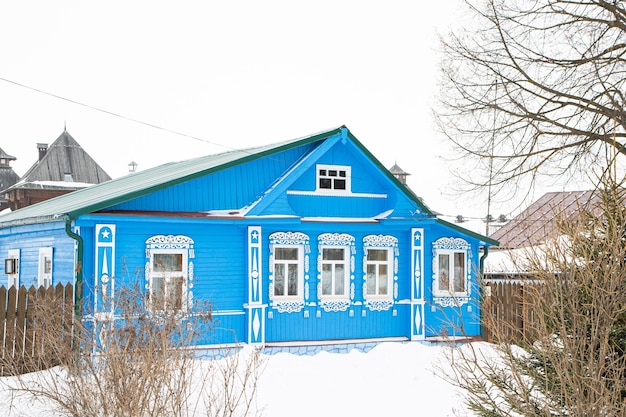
[[0, 126, 497, 246], [489, 190, 600, 249], [389, 163, 409, 176], [0, 147, 16, 162], [9, 129, 111, 190], [0, 147, 20, 191], [0, 147, 20, 209]]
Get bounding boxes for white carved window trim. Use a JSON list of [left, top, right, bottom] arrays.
[[316, 164, 351, 194], [432, 237, 471, 307], [268, 232, 310, 313], [317, 233, 355, 312], [363, 234, 398, 311], [38, 247, 53, 289], [145, 235, 195, 313], [7, 249, 20, 288]]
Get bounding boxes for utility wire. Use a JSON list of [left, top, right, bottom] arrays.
[[1, 76, 501, 223], [0, 76, 236, 151]]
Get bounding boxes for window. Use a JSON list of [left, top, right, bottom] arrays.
[[38, 247, 53, 289], [432, 237, 471, 306], [321, 247, 348, 297], [6, 249, 19, 288], [273, 246, 303, 298], [317, 233, 354, 312], [316, 164, 351, 192], [145, 235, 194, 313], [269, 232, 309, 313], [437, 252, 465, 293], [365, 248, 392, 297], [150, 252, 186, 311], [363, 235, 398, 311]]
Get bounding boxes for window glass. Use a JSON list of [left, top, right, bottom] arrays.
[[287, 264, 299, 296], [367, 249, 387, 261], [153, 253, 183, 272], [378, 264, 388, 295], [454, 252, 465, 292], [43, 256, 52, 274], [334, 264, 345, 294], [276, 248, 298, 260], [365, 249, 391, 297], [273, 246, 302, 298], [438, 254, 449, 291], [321, 247, 347, 297], [274, 264, 285, 296], [366, 264, 377, 294]]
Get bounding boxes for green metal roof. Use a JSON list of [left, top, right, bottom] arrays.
[[0, 127, 343, 226], [0, 125, 497, 248]]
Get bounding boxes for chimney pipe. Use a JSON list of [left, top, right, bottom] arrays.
[[37, 143, 48, 161]]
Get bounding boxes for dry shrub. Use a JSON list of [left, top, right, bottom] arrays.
[[444, 174, 626, 416], [1, 285, 265, 417]]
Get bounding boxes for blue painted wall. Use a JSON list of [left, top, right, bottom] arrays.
[[0, 130, 489, 346], [0, 222, 75, 289]]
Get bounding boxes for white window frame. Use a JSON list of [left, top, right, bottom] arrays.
[[432, 237, 471, 307], [145, 235, 195, 314], [271, 245, 304, 301], [316, 164, 351, 193], [435, 250, 467, 295], [38, 247, 53, 289], [269, 232, 309, 313], [362, 234, 398, 311], [320, 245, 350, 300], [364, 247, 393, 299], [149, 249, 188, 312], [6, 249, 20, 288]]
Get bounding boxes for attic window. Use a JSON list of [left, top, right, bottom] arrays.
[[316, 164, 351, 192], [64, 173, 74, 182]]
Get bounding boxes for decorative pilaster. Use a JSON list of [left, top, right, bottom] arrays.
[[95, 224, 116, 315], [411, 228, 425, 340], [247, 226, 265, 344]]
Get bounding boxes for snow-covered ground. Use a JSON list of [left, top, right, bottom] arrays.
[[0, 341, 480, 416]]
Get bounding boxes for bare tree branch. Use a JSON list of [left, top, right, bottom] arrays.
[[436, 0, 626, 199]]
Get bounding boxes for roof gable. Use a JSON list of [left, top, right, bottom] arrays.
[[245, 128, 433, 219]]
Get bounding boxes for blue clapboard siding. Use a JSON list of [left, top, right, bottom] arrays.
[[78, 215, 250, 343], [259, 221, 414, 342], [0, 221, 76, 288], [107, 145, 315, 212], [265, 306, 411, 342], [0, 127, 494, 347]]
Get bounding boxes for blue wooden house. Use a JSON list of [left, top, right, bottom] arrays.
[[0, 126, 497, 345]]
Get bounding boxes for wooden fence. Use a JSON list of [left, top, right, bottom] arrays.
[[482, 279, 541, 344], [0, 283, 76, 376]]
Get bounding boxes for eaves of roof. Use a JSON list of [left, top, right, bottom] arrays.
[[0, 127, 343, 227], [436, 217, 499, 247], [343, 130, 435, 217]]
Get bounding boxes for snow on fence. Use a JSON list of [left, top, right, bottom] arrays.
[[0, 283, 76, 376]]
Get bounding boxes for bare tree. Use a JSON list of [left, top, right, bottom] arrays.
[[443, 173, 626, 416], [436, 0, 626, 201]]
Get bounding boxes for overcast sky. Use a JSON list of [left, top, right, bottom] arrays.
[[0, 1, 515, 220]]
